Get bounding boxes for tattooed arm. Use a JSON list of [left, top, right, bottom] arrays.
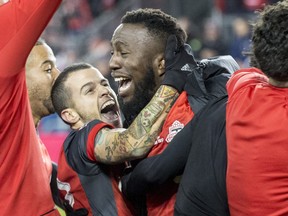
[[94, 85, 178, 164]]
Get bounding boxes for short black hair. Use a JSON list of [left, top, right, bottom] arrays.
[[252, 0, 288, 81], [121, 8, 187, 50], [51, 63, 93, 118]]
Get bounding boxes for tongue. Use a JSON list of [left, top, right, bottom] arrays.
[[103, 111, 118, 120], [119, 80, 132, 95]]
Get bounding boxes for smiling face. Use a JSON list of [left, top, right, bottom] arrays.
[[109, 23, 165, 124], [25, 43, 60, 125], [65, 67, 122, 128]]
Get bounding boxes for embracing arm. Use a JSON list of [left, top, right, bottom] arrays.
[[121, 118, 195, 198], [94, 85, 179, 164], [0, 0, 62, 77]]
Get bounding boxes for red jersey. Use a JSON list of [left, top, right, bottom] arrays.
[[226, 67, 288, 215], [145, 92, 194, 216], [58, 120, 135, 216], [39, 136, 53, 181], [57, 146, 93, 215], [0, 0, 61, 215]]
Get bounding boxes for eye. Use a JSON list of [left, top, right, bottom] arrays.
[[85, 89, 95, 95], [110, 50, 114, 56], [102, 80, 110, 87], [45, 69, 52, 73], [44, 64, 53, 73]]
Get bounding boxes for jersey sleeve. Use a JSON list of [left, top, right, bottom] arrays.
[[0, 0, 62, 77], [65, 120, 114, 175]]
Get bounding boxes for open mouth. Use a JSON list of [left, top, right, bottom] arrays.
[[114, 77, 132, 97], [100, 100, 120, 124]]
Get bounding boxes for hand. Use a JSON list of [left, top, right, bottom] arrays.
[[162, 35, 198, 92]]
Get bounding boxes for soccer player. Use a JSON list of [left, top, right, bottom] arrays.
[[109, 8, 237, 215], [226, 1, 288, 215], [0, 0, 62, 215]]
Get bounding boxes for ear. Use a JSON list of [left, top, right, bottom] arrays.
[[153, 53, 165, 77], [61, 108, 80, 124]]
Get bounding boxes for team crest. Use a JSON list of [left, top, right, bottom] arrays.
[[166, 120, 184, 143]]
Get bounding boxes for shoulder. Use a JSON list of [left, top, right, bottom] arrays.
[[227, 67, 268, 96]]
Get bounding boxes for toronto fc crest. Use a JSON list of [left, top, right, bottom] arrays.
[[166, 120, 184, 143]]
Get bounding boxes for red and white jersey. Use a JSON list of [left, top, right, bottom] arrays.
[[146, 92, 194, 216]]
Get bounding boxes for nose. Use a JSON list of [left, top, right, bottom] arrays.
[[52, 67, 60, 80], [109, 54, 121, 72], [99, 85, 111, 98]]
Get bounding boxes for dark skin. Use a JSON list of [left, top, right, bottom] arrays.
[[110, 23, 166, 124]]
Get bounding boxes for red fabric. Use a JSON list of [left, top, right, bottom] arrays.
[[0, 0, 61, 215], [39, 136, 53, 180], [58, 123, 134, 216], [146, 92, 194, 216], [87, 122, 111, 161], [58, 147, 93, 215], [226, 67, 288, 215]]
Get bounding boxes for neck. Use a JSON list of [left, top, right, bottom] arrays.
[[71, 120, 84, 130], [0, 0, 9, 5], [33, 115, 41, 128], [269, 78, 288, 88]]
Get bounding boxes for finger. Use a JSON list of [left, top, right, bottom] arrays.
[[165, 35, 178, 61], [183, 43, 193, 55]]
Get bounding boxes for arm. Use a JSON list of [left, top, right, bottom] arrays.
[[0, 0, 62, 77], [121, 118, 196, 197], [95, 85, 179, 164]]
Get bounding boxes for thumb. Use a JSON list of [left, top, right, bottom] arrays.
[[183, 43, 193, 55]]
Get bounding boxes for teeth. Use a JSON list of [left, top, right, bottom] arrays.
[[114, 77, 128, 82], [102, 100, 115, 110]]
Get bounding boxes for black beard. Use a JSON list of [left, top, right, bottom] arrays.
[[44, 98, 55, 115], [118, 68, 157, 127]]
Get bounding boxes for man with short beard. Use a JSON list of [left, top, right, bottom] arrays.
[[25, 38, 65, 213], [110, 8, 238, 215], [0, 0, 62, 215]]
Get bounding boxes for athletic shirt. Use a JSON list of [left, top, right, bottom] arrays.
[[226, 67, 288, 215], [39, 136, 53, 181], [58, 145, 93, 215], [59, 120, 135, 216], [145, 92, 194, 216], [0, 0, 61, 215]]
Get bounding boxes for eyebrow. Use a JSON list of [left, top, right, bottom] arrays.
[[100, 78, 109, 85], [111, 40, 129, 47], [80, 82, 95, 94], [41, 60, 54, 66]]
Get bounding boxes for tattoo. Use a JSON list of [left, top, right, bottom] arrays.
[[94, 85, 179, 163]]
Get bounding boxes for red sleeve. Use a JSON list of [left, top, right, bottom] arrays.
[[87, 122, 114, 161], [0, 0, 62, 78]]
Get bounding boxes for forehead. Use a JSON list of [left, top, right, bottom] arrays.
[[111, 23, 153, 47], [28, 44, 56, 64], [66, 67, 105, 89]]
